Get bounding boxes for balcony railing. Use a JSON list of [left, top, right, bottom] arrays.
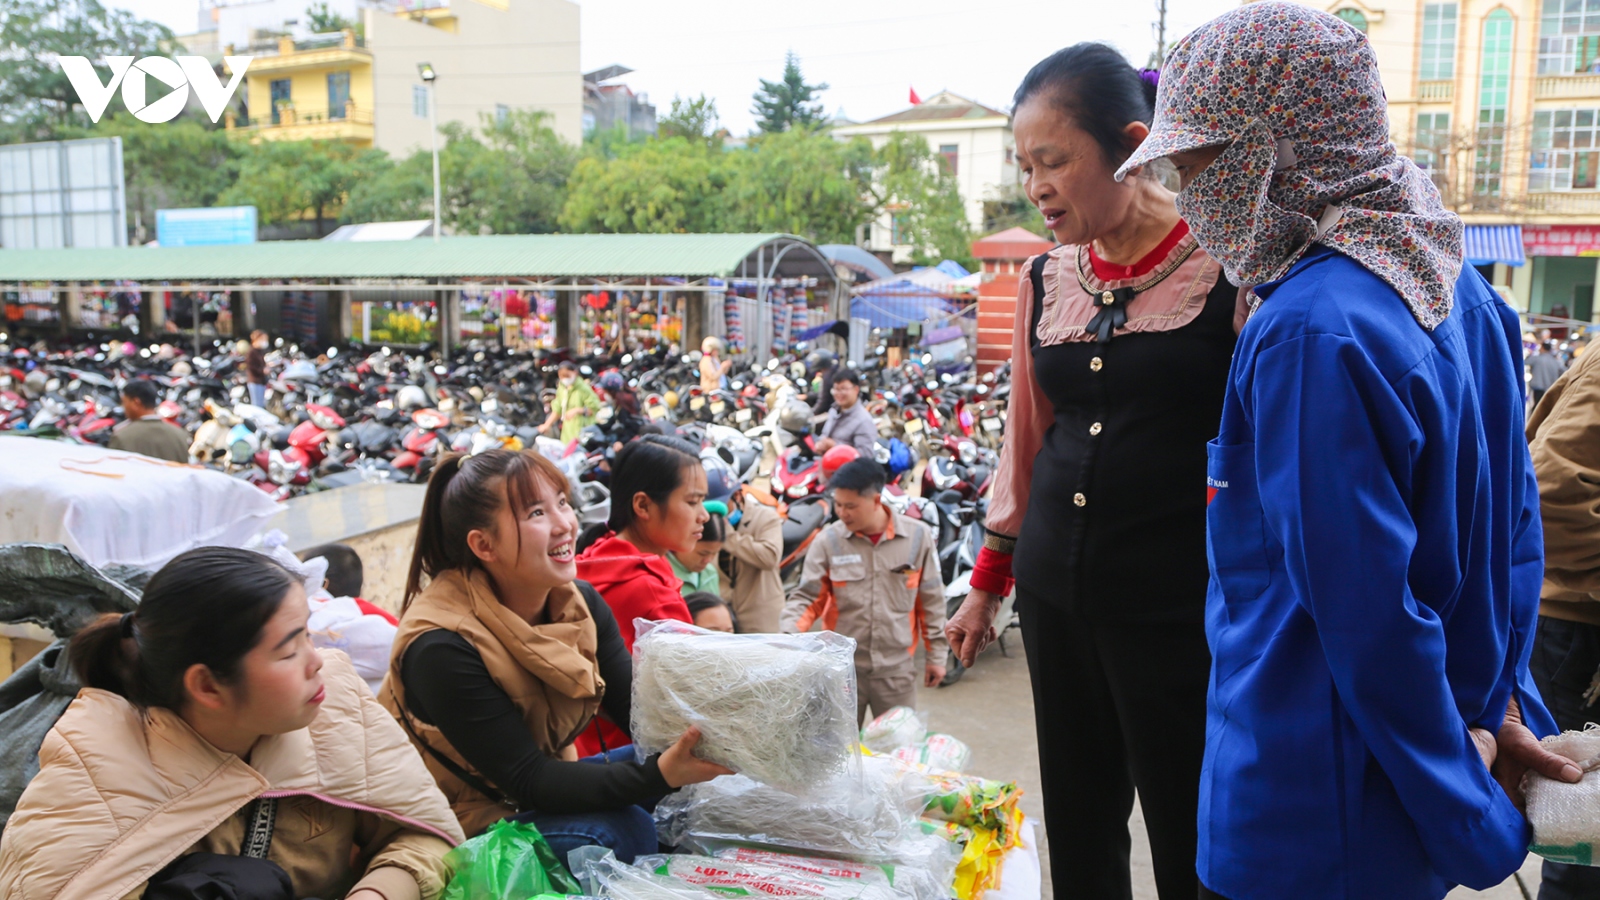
[[231, 29, 365, 57], [229, 103, 373, 129], [1418, 80, 1453, 102], [1535, 73, 1600, 100], [1524, 191, 1600, 214]]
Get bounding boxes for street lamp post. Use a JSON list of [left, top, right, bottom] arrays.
[[418, 63, 440, 244]]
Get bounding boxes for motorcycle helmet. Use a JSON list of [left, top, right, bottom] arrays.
[[664, 390, 680, 409], [596, 372, 625, 395], [805, 349, 837, 375], [777, 398, 811, 434], [169, 360, 193, 377], [702, 456, 736, 504], [701, 336, 725, 355], [22, 370, 46, 399], [396, 384, 428, 411], [821, 445, 860, 482]]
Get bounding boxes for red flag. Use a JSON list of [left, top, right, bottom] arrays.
[[909, 87, 921, 105]]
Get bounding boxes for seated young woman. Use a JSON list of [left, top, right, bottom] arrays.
[[572, 435, 711, 756], [382, 448, 728, 863], [0, 547, 461, 900]]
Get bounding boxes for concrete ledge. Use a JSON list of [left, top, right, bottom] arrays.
[[265, 482, 428, 553]]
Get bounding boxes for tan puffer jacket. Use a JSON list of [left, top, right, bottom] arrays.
[[0, 650, 464, 900]]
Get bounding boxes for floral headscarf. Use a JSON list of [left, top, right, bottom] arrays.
[[1116, 2, 1463, 330]]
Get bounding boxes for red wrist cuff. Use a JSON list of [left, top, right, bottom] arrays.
[[971, 546, 1014, 596]]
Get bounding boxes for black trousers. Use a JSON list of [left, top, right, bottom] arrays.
[[1016, 589, 1211, 900], [1530, 615, 1600, 900]]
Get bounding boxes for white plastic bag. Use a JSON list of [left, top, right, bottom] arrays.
[[889, 734, 971, 773], [631, 618, 859, 795], [1526, 727, 1600, 865], [861, 706, 927, 755]]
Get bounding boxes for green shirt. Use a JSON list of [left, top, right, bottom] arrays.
[[668, 553, 721, 598], [551, 378, 601, 444]]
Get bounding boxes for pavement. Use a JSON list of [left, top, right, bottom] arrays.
[[918, 638, 1545, 900]]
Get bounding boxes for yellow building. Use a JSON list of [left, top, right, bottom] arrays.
[[1305, 0, 1600, 319], [225, 0, 581, 156]]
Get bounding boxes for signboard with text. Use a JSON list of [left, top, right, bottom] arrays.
[[156, 206, 257, 247]]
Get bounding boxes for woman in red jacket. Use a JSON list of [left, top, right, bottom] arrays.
[[574, 434, 709, 754]]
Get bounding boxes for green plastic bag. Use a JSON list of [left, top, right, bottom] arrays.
[[442, 820, 582, 900]]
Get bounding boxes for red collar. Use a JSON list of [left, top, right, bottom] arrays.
[[1087, 220, 1190, 282]]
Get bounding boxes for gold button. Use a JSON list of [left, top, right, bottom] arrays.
[[1090, 357, 1103, 372], [1101, 291, 1115, 306], [1073, 492, 1086, 507], [1089, 422, 1102, 436]]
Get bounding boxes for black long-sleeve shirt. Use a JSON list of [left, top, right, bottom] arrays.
[[399, 581, 669, 814]]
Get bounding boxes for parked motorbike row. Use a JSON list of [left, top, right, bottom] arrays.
[[0, 334, 1013, 681]]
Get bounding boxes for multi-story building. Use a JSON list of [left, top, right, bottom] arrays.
[[583, 66, 657, 140], [832, 92, 1019, 264], [1312, 0, 1600, 320], [218, 0, 582, 157]]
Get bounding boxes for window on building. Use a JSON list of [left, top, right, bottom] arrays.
[[1541, 0, 1600, 73], [496, 103, 510, 123], [1531, 108, 1600, 190], [939, 143, 959, 175], [1334, 8, 1368, 32], [270, 78, 291, 125], [1414, 111, 1452, 193], [891, 213, 910, 245], [327, 71, 350, 120], [1475, 9, 1514, 196], [1421, 3, 1457, 81], [413, 84, 429, 119]]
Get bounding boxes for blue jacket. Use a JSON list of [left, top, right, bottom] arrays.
[[1199, 247, 1556, 900]]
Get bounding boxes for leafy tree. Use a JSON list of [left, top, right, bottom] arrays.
[[868, 132, 974, 268], [0, 0, 174, 142], [221, 139, 381, 232], [560, 138, 729, 234], [751, 52, 828, 134], [981, 183, 1048, 236], [583, 119, 646, 161], [63, 113, 243, 243], [345, 109, 576, 234], [724, 129, 873, 243], [658, 94, 721, 146], [305, 2, 360, 36]]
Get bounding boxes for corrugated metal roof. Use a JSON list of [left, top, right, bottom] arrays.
[[0, 233, 816, 281]]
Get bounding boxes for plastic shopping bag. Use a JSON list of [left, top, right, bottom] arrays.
[[441, 819, 582, 900]]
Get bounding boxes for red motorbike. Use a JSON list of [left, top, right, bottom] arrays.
[[769, 436, 824, 501], [392, 408, 452, 475], [284, 404, 346, 471]]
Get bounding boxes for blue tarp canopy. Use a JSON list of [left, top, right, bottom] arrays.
[[849, 260, 973, 328], [1464, 225, 1525, 267]]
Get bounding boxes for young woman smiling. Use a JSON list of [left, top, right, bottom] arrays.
[[0, 547, 461, 900], [383, 448, 728, 863]]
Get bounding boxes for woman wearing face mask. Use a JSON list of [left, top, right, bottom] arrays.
[[1118, 5, 1578, 897], [542, 361, 601, 445], [0, 547, 462, 900], [384, 449, 728, 863], [942, 44, 1242, 900]]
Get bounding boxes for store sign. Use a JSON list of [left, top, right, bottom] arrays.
[[58, 56, 252, 124], [1524, 225, 1600, 257]]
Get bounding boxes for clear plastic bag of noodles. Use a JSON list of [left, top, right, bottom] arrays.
[[568, 848, 726, 900], [634, 853, 911, 900], [654, 758, 958, 900], [1526, 727, 1600, 865], [630, 618, 860, 795]]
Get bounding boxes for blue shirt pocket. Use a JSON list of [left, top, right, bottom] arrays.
[[1206, 439, 1271, 604]]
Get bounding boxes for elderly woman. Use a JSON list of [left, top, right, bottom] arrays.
[[1117, 4, 1578, 898]]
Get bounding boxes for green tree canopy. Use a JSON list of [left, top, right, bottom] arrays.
[[305, 2, 360, 36], [723, 129, 873, 243], [63, 113, 243, 242], [751, 52, 828, 134], [0, 0, 174, 143], [221, 139, 381, 232], [559, 137, 728, 234], [344, 109, 575, 233], [869, 132, 974, 268], [658, 94, 721, 147]]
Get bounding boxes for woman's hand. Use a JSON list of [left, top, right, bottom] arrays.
[[946, 589, 1003, 668], [658, 726, 735, 788]]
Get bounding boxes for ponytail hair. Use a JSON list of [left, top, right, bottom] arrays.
[[700, 509, 728, 543], [69, 547, 297, 709], [405, 448, 572, 609], [1013, 43, 1157, 167], [612, 434, 701, 530]]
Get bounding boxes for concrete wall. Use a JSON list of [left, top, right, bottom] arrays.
[[368, 0, 582, 157], [1531, 255, 1600, 316]]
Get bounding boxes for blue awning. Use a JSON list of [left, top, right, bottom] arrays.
[[1464, 225, 1525, 267]]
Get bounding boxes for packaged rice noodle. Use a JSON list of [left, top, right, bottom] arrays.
[[920, 771, 1022, 841], [889, 735, 971, 773], [635, 854, 910, 900], [861, 706, 927, 755]]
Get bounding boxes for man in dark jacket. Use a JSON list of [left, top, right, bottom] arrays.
[[1529, 340, 1567, 406], [815, 369, 877, 457], [108, 380, 189, 463]]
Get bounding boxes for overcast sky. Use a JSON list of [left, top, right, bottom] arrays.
[[113, 0, 1239, 135]]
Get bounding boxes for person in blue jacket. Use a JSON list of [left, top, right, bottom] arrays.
[[1115, 4, 1586, 898]]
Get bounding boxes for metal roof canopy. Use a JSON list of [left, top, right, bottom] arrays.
[[0, 233, 839, 287]]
